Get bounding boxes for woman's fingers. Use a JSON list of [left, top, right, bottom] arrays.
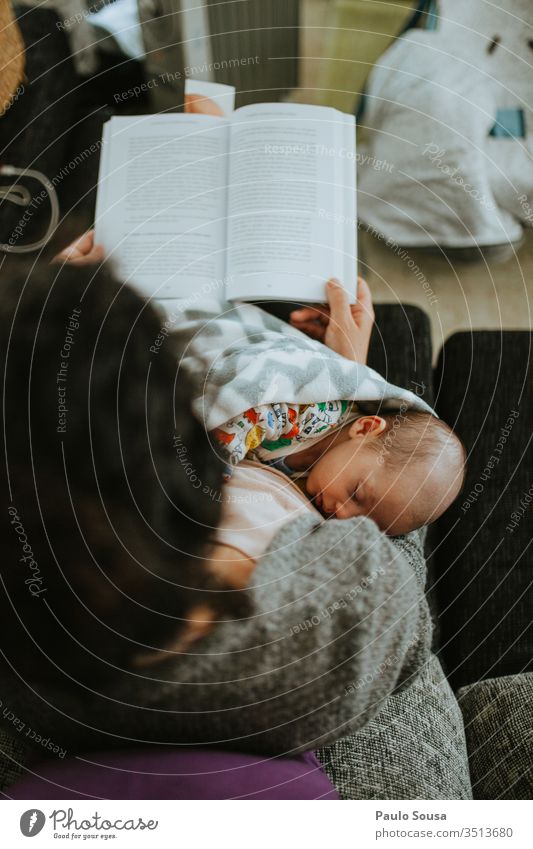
[[290, 315, 329, 332], [65, 230, 94, 257], [75, 230, 95, 252], [68, 243, 105, 265], [355, 277, 374, 317], [349, 279, 374, 346], [289, 314, 324, 330], [185, 93, 225, 116], [55, 229, 95, 262], [290, 305, 329, 323], [54, 230, 104, 266], [291, 322, 326, 340], [325, 278, 352, 329]]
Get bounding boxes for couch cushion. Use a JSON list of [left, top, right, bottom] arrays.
[[433, 330, 533, 688], [4, 748, 338, 800], [0, 728, 33, 793], [316, 653, 472, 799], [369, 304, 434, 407], [457, 673, 533, 800]]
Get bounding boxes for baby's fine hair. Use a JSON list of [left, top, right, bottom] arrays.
[[375, 409, 466, 482]]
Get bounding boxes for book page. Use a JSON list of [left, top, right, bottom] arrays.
[[342, 112, 358, 287], [225, 103, 356, 303], [95, 114, 229, 300]]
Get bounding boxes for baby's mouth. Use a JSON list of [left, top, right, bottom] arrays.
[[310, 490, 334, 517], [312, 492, 326, 514]]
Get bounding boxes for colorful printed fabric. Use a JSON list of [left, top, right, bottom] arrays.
[[213, 400, 353, 466]]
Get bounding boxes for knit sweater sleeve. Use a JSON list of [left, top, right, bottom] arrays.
[[135, 514, 432, 754], [0, 516, 431, 757]]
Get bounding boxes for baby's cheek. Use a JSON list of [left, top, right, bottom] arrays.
[[306, 462, 327, 494]]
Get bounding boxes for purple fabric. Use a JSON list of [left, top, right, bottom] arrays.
[[7, 748, 338, 800]]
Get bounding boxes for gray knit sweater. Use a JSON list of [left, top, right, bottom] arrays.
[[0, 515, 431, 759]]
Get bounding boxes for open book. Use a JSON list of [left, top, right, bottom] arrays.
[[95, 98, 357, 305]]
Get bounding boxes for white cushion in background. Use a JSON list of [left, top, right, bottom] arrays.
[[358, 1, 533, 247]]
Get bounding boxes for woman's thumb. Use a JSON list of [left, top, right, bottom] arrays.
[[326, 278, 351, 327]]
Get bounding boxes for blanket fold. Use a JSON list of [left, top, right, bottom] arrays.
[[171, 300, 434, 432]]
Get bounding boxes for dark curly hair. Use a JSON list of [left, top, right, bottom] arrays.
[[0, 258, 249, 687]]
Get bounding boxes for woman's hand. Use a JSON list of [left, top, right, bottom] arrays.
[[289, 277, 375, 363], [185, 93, 225, 116], [54, 229, 104, 266]]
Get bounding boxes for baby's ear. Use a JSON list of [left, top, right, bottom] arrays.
[[350, 415, 387, 438]]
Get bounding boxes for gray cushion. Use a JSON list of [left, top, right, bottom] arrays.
[[316, 653, 472, 799], [457, 673, 533, 800], [0, 728, 33, 793]]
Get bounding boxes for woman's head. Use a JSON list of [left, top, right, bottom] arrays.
[[0, 258, 248, 686]]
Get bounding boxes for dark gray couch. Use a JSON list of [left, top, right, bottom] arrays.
[[318, 306, 532, 800]]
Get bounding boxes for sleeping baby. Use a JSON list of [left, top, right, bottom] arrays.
[[212, 279, 465, 536]]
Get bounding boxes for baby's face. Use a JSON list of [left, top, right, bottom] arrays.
[[305, 436, 443, 536]]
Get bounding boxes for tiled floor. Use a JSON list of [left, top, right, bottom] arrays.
[[296, 0, 533, 355]]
